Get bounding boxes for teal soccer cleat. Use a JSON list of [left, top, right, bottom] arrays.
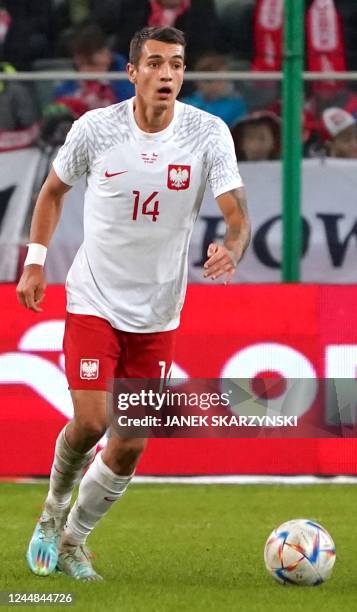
[[26, 509, 68, 576], [57, 544, 103, 582]]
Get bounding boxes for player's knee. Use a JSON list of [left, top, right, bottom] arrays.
[[117, 438, 146, 461], [73, 417, 107, 445], [106, 438, 147, 474]]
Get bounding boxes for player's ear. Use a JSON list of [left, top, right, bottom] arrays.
[[127, 63, 137, 84]]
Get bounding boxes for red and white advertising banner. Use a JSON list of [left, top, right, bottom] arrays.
[[1, 284, 357, 476]]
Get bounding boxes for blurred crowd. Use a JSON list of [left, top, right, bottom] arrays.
[[1, 0, 357, 160]]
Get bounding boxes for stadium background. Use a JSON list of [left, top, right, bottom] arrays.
[[1, 0, 357, 479]]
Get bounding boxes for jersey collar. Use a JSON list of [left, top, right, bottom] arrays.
[[127, 97, 180, 141]]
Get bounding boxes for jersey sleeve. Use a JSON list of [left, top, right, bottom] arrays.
[[52, 115, 89, 186], [207, 118, 244, 198]]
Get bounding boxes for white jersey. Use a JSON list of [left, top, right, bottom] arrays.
[[53, 97, 243, 332]]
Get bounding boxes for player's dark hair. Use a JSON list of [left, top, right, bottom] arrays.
[[129, 26, 186, 65]]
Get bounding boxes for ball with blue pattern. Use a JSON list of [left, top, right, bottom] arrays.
[[264, 519, 336, 586]]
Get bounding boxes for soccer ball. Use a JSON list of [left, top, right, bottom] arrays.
[[264, 519, 336, 586]]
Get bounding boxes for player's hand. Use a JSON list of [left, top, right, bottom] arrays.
[[203, 243, 240, 283], [16, 265, 47, 312]]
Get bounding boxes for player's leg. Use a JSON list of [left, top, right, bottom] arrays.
[[26, 390, 108, 577], [58, 328, 175, 581], [45, 390, 108, 511], [26, 314, 117, 577], [57, 434, 146, 581], [57, 403, 147, 581]]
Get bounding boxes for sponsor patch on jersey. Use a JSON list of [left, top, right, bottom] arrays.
[[80, 359, 99, 380], [167, 164, 191, 190]]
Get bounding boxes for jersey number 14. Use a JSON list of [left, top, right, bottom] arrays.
[[132, 190, 159, 222]]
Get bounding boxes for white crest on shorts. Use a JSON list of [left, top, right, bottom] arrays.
[[80, 359, 99, 379]]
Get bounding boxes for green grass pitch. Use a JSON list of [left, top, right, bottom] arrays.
[[1, 482, 357, 611]]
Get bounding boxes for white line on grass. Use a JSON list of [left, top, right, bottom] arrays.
[[2, 475, 357, 485]]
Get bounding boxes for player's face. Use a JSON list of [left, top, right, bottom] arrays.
[[128, 40, 185, 110]]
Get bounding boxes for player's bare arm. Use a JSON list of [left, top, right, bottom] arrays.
[[16, 169, 71, 312], [204, 186, 251, 282]]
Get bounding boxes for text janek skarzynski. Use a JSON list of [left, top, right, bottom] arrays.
[[117, 414, 298, 428]]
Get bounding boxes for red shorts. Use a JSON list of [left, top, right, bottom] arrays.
[[63, 313, 176, 390]]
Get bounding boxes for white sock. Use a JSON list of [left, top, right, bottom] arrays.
[[61, 450, 132, 546], [44, 426, 97, 516]]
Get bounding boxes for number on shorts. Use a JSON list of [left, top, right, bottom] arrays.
[[159, 360, 173, 393]]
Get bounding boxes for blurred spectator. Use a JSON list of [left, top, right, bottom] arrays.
[[52, 1, 124, 56], [54, 24, 134, 112], [182, 54, 246, 127], [114, 0, 224, 69], [0, 64, 38, 130], [52, 0, 91, 56], [304, 86, 357, 129], [321, 107, 357, 159], [38, 101, 78, 150], [0, 62, 39, 151], [244, 0, 282, 113], [231, 111, 281, 162], [0, 1, 53, 69], [337, 0, 357, 75], [87, 1, 124, 40], [216, 0, 254, 63]]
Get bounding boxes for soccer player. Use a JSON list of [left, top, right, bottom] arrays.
[[16, 26, 250, 581]]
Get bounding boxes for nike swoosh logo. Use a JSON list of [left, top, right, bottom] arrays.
[[104, 496, 117, 502], [105, 170, 128, 178]]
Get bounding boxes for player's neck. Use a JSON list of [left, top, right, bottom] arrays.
[[133, 98, 175, 133]]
